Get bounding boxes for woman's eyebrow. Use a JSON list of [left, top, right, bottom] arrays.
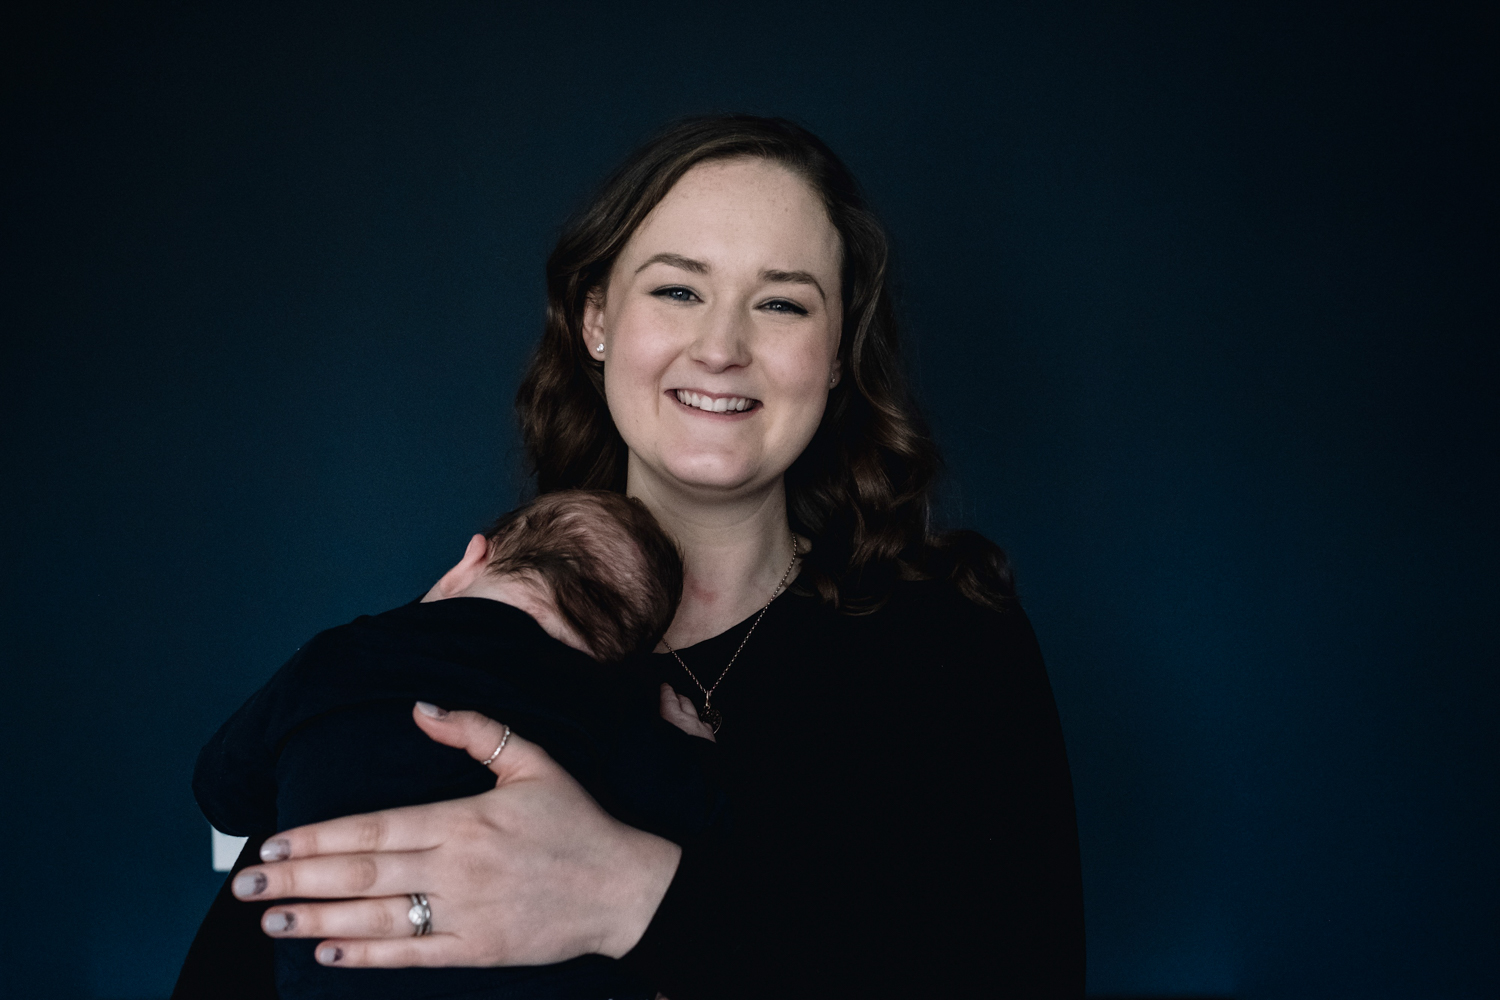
[[761, 269, 826, 303], [635, 252, 708, 275], [635, 253, 825, 303]]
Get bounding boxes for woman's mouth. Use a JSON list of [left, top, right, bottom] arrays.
[[672, 389, 760, 414]]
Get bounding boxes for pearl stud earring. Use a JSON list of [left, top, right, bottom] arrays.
[[595, 344, 604, 353]]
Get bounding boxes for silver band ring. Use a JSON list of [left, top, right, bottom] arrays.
[[481, 725, 512, 767], [407, 893, 432, 936]]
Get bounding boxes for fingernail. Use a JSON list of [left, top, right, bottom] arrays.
[[263, 911, 295, 933], [260, 838, 290, 861], [233, 871, 267, 898], [317, 946, 344, 964], [416, 701, 448, 718]]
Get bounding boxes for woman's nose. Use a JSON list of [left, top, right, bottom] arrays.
[[687, 302, 752, 372]]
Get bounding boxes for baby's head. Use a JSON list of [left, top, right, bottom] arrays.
[[424, 490, 682, 662]]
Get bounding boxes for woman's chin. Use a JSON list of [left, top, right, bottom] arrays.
[[650, 456, 774, 496]]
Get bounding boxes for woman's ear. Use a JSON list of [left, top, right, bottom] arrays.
[[422, 534, 490, 602], [582, 289, 607, 359], [829, 357, 842, 389]]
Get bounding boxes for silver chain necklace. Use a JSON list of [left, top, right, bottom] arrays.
[[660, 532, 799, 734]]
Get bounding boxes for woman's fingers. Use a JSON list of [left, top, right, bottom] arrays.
[[262, 895, 423, 940], [256, 708, 552, 865], [229, 704, 675, 966], [255, 796, 460, 865], [313, 934, 471, 969], [233, 850, 431, 902], [411, 703, 547, 778], [238, 709, 562, 905]]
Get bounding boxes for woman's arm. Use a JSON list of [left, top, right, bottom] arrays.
[[232, 705, 681, 967]]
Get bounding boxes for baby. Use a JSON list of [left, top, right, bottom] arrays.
[[181, 491, 716, 1000]]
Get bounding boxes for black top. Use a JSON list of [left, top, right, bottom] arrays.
[[175, 580, 1084, 999], [619, 579, 1085, 998], [180, 597, 721, 1000]]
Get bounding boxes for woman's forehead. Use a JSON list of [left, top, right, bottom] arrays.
[[621, 158, 841, 277]]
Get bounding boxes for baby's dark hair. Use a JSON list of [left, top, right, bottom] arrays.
[[484, 490, 682, 662]]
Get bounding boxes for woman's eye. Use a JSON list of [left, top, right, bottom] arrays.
[[762, 299, 809, 316], [652, 286, 700, 303]]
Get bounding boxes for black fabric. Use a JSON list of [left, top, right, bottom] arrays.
[[171, 835, 275, 1000], [618, 580, 1086, 998], [179, 596, 721, 1000], [176, 581, 1084, 999]]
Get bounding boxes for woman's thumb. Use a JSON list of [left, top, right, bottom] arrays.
[[412, 702, 530, 776]]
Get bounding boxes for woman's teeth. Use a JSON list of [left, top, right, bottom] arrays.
[[675, 390, 755, 413]]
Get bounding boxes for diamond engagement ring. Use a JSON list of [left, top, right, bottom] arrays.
[[407, 893, 432, 936]]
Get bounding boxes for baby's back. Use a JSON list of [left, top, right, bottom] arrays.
[[195, 596, 717, 1000]]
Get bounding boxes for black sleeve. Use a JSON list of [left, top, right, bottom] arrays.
[[170, 650, 310, 1000], [192, 638, 326, 839], [170, 836, 276, 1000], [623, 589, 1085, 998]]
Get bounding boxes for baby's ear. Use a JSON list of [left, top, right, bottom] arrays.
[[423, 534, 490, 601]]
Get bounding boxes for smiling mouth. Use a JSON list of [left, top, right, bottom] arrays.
[[672, 389, 760, 414]]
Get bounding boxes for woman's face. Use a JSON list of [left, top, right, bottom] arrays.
[[585, 157, 844, 503]]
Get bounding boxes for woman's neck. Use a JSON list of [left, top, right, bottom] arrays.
[[626, 467, 801, 649]]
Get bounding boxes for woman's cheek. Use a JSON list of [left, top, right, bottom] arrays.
[[772, 371, 831, 459], [605, 317, 669, 412], [604, 370, 657, 454]]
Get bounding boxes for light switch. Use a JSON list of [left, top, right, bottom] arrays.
[[211, 826, 248, 872]]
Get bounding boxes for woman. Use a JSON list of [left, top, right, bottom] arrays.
[[207, 115, 1084, 997]]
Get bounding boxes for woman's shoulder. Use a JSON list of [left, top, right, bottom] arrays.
[[872, 583, 1062, 744], [785, 574, 1041, 677], [880, 573, 1031, 633], [782, 577, 1060, 749]]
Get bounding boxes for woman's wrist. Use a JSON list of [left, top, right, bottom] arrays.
[[596, 822, 682, 958]]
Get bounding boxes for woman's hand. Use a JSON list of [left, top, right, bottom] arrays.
[[229, 704, 682, 968]]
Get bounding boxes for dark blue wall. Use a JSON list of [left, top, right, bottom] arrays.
[[2, 3, 1494, 997]]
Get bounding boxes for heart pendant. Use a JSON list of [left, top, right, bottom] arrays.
[[699, 705, 723, 734]]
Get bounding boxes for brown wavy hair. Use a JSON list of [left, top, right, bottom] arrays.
[[515, 114, 1013, 612]]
